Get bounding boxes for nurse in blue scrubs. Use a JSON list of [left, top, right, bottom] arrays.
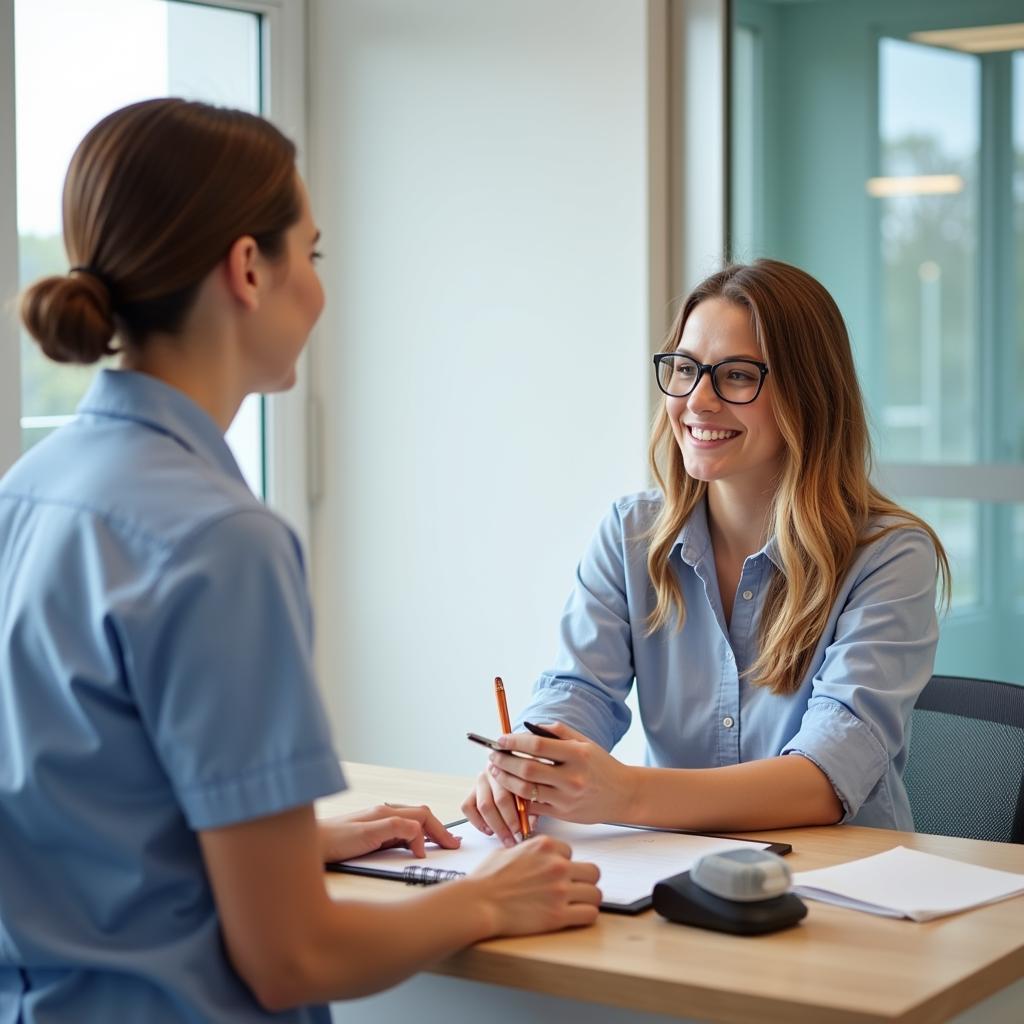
[[0, 98, 600, 1024]]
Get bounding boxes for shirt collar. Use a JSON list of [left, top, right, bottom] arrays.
[[762, 534, 783, 572], [672, 494, 784, 573], [77, 369, 247, 486], [674, 496, 712, 567]]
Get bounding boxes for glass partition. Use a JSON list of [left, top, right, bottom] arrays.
[[876, 38, 978, 465], [730, 0, 1024, 683], [1015, 51, 1024, 463]]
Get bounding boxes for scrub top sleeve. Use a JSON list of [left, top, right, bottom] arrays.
[[518, 501, 636, 750], [128, 509, 345, 830], [781, 526, 940, 821]]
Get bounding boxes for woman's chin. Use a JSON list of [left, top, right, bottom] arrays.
[[680, 454, 724, 482]]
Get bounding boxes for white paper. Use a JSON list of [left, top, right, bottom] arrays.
[[340, 819, 774, 908], [792, 845, 1024, 922]]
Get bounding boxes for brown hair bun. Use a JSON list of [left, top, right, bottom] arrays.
[[20, 270, 116, 365], [18, 98, 299, 366]]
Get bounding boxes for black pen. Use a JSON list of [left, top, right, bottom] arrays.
[[524, 721, 561, 740]]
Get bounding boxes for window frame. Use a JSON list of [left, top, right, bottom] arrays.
[[0, 0, 312, 548], [0, 0, 19, 478]]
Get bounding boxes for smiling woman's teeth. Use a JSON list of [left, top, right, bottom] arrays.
[[689, 427, 738, 441]]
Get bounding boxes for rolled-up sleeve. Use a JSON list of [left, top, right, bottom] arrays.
[[780, 526, 940, 821], [517, 502, 635, 751]]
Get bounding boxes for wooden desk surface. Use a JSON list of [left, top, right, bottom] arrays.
[[318, 763, 1024, 1024]]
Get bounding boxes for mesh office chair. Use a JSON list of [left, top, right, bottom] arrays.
[[903, 674, 1024, 844]]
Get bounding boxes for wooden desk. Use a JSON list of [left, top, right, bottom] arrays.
[[319, 763, 1024, 1024]]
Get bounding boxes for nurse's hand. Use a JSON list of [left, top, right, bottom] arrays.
[[486, 721, 636, 825], [464, 836, 601, 934], [318, 804, 462, 863]]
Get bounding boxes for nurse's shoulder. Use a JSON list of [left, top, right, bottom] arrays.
[[1, 372, 279, 559]]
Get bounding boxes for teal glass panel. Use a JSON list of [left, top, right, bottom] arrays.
[[729, 0, 1024, 687], [731, 23, 759, 260], [902, 498, 979, 611], [1015, 503, 1024, 606], [877, 38, 979, 465], [1014, 52, 1024, 462]]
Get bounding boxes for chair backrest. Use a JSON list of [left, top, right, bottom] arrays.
[[903, 674, 1024, 844]]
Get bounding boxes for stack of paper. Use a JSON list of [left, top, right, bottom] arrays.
[[792, 846, 1024, 922]]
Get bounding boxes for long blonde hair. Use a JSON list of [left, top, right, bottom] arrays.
[[646, 260, 950, 696]]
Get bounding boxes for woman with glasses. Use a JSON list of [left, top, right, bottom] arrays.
[[464, 259, 949, 842], [0, 99, 601, 1024]]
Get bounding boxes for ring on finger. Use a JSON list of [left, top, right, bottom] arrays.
[[531, 784, 539, 803]]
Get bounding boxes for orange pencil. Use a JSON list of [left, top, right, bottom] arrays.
[[494, 676, 531, 840]]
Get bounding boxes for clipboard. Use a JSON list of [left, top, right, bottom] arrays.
[[328, 818, 791, 914]]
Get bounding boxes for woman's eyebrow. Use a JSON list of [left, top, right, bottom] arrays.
[[673, 348, 761, 361]]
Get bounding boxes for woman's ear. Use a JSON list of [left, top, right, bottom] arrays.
[[223, 235, 261, 311]]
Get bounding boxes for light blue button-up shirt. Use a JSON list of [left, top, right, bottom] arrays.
[[0, 370, 345, 1023], [518, 491, 940, 830]]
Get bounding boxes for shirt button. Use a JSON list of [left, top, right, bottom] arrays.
[[742, 590, 753, 600], [724, 648, 734, 662], [723, 716, 735, 729]]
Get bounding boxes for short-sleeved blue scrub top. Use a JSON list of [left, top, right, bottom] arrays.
[[0, 369, 346, 1023]]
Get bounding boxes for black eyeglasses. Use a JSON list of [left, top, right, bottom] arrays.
[[652, 354, 769, 405]]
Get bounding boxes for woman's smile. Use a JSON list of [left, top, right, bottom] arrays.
[[685, 422, 742, 444]]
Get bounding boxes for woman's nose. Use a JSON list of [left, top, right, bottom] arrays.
[[687, 368, 721, 410]]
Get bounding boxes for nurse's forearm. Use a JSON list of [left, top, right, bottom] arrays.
[[288, 881, 496, 1004], [617, 754, 843, 831], [202, 807, 492, 1009], [294, 840, 598, 1005], [202, 805, 599, 1011]]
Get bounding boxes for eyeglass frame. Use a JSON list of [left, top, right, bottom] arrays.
[[651, 353, 770, 405]]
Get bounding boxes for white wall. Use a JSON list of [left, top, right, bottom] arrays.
[[307, 0, 671, 774]]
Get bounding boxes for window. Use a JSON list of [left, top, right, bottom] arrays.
[[876, 38, 978, 467], [730, 0, 1024, 682], [874, 38, 982, 613], [13, 0, 264, 493]]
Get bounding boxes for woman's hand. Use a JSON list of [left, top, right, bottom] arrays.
[[463, 836, 602, 935], [461, 767, 530, 847], [484, 721, 636, 824], [317, 804, 462, 863]]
